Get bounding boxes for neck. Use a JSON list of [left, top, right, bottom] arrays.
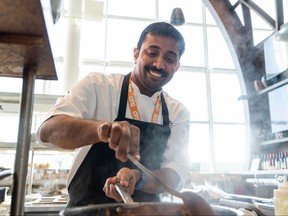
[[130, 73, 156, 97]]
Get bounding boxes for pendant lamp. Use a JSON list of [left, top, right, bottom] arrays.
[[170, 7, 185, 26]]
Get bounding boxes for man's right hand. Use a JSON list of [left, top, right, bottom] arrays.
[[98, 121, 140, 162]]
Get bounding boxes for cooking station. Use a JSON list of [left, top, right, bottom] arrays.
[[57, 195, 274, 216], [0, 0, 285, 215]]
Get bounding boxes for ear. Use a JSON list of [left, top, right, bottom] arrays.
[[133, 48, 139, 63]]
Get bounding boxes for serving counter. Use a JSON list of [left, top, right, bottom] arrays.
[[25, 204, 66, 216]]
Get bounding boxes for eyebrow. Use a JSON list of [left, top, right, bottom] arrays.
[[147, 45, 178, 58]]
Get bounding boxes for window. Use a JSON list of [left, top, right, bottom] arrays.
[[1, 0, 277, 173]]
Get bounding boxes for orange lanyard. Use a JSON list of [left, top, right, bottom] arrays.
[[128, 76, 161, 123]]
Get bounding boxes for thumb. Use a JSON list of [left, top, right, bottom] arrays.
[[98, 122, 111, 142]]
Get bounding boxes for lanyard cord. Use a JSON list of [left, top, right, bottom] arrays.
[[128, 76, 161, 123]]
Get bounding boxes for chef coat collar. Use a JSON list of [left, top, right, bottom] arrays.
[[131, 80, 163, 100]]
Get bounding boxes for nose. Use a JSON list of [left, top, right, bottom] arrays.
[[153, 57, 165, 69]]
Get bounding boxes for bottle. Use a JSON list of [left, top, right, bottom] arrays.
[[260, 154, 265, 170], [263, 153, 269, 170], [274, 175, 288, 215], [269, 153, 275, 170], [280, 152, 287, 170], [285, 152, 288, 169], [275, 152, 280, 170]]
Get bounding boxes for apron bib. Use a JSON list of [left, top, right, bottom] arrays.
[[67, 73, 171, 207]]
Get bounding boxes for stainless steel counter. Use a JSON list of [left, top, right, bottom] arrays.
[[25, 203, 66, 216]]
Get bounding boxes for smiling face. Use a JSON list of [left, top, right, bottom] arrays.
[[132, 34, 181, 97]]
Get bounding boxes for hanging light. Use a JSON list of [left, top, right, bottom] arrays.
[[170, 7, 185, 26]]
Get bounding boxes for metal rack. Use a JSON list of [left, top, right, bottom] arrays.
[[0, 1, 57, 215]]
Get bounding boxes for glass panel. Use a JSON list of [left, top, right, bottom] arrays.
[[253, 29, 274, 46], [44, 80, 66, 96], [0, 115, 19, 142], [107, 0, 156, 19], [207, 26, 235, 69], [251, 1, 276, 29], [179, 25, 205, 67], [205, 7, 217, 25], [250, 9, 273, 30], [81, 64, 105, 77], [158, 0, 203, 24], [105, 19, 149, 62], [40, 63, 65, 95], [164, 71, 208, 122], [158, 0, 177, 22], [284, 1, 288, 24], [34, 80, 47, 95], [0, 150, 15, 169], [51, 18, 67, 58], [81, 20, 106, 60], [188, 123, 211, 172], [210, 72, 245, 123], [0, 77, 22, 93], [213, 124, 247, 171]]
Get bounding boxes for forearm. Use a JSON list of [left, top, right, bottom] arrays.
[[38, 114, 103, 149]]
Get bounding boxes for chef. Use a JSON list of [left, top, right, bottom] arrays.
[[37, 22, 192, 207]]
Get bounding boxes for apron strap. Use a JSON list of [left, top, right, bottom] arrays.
[[161, 93, 169, 126], [117, 72, 131, 119]]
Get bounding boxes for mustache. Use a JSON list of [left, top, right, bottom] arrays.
[[145, 65, 167, 75]]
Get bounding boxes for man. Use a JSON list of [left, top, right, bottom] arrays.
[[37, 22, 192, 207]]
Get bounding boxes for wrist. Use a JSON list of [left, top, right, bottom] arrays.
[[135, 171, 147, 190]]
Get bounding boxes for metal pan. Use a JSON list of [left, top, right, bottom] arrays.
[[59, 202, 245, 216], [60, 186, 240, 216]]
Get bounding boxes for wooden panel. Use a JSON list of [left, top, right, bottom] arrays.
[[0, 0, 57, 80]]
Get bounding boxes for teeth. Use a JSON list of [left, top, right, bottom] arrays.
[[149, 71, 162, 78]]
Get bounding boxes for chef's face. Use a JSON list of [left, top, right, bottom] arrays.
[[132, 34, 181, 97]]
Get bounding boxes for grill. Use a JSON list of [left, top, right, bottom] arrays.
[[208, 194, 274, 216]]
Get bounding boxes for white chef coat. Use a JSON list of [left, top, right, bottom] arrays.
[[37, 72, 192, 190]]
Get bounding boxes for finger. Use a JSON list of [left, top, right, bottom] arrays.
[[115, 123, 131, 162], [103, 177, 122, 201], [103, 177, 115, 195], [117, 167, 139, 194], [98, 122, 111, 142], [109, 184, 122, 202], [109, 122, 122, 150], [117, 169, 131, 188], [128, 125, 140, 161]]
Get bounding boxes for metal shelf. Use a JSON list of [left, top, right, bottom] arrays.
[[261, 137, 288, 146]]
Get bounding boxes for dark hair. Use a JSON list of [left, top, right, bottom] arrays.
[[136, 22, 185, 57]]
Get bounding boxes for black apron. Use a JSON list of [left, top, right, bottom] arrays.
[[67, 73, 171, 207]]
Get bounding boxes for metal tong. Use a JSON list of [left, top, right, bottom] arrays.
[[115, 153, 182, 203], [115, 183, 134, 204], [126, 153, 182, 198]]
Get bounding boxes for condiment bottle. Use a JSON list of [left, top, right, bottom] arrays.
[[274, 175, 288, 215]]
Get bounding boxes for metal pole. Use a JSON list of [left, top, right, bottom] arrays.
[[10, 66, 36, 216]]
